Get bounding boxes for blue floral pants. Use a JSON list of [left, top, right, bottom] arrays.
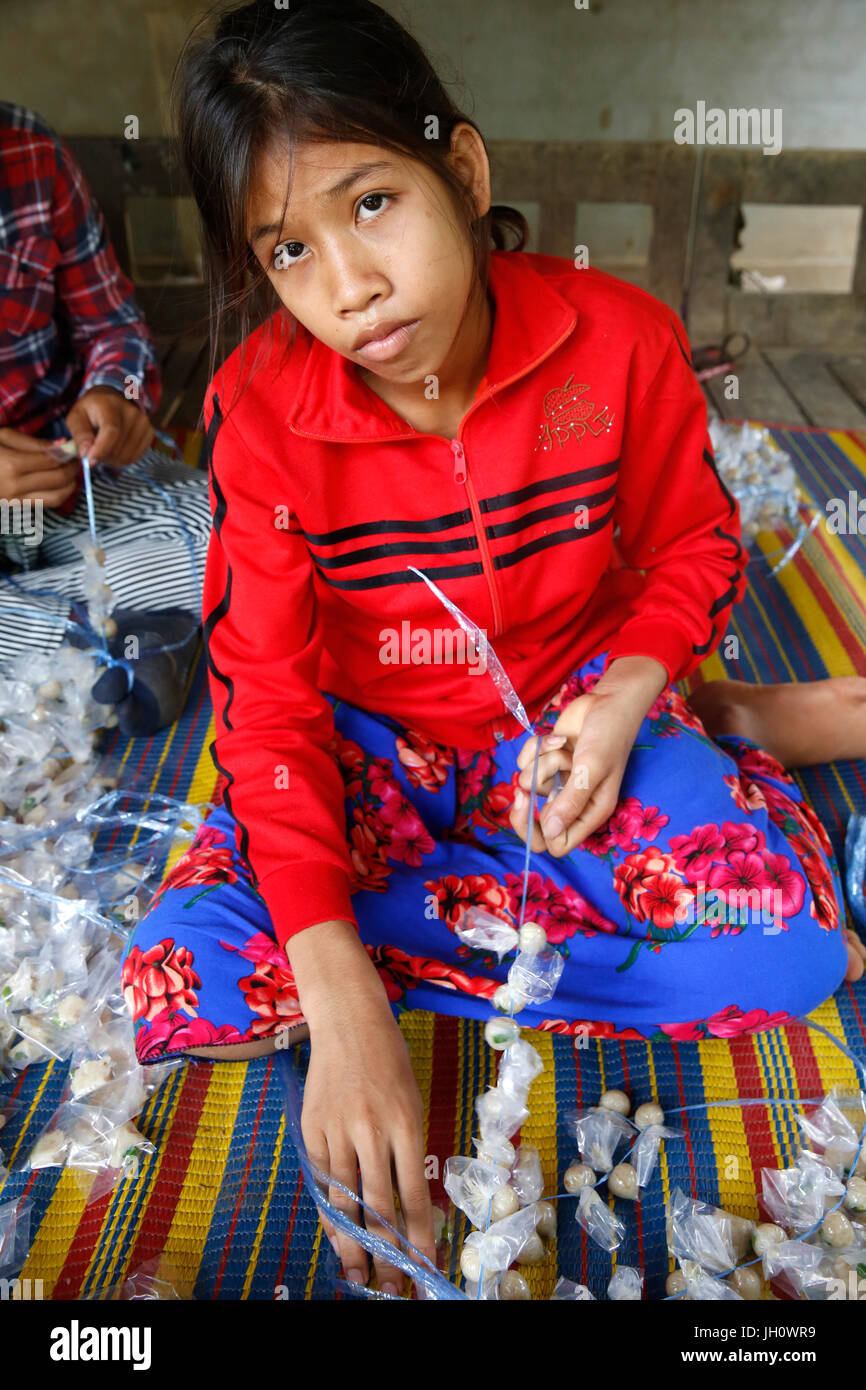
[[121, 650, 849, 1061]]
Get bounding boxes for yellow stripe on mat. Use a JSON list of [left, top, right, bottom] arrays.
[[698, 1040, 756, 1222], [519, 1029, 557, 1299], [826, 429, 866, 480], [157, 1061, 248, 1291], [803, 998, 861, 1094], [20, 1171, 96, 1298]]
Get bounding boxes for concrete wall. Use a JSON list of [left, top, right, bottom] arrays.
[[2, 0, 863, 283], [1, 0, 862, 147]]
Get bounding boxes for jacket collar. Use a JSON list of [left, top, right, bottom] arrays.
[[284, 249, 578, 441]]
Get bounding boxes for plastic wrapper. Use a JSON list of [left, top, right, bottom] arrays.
[[633, 1123, 682, 1187], [845, 813, 866, 933], [577, 1186, 625, 1251], [68, 1016, 144, 1107], [565, 1106, 634, 1172], [461, 1204, 539, 1280], [408, 566, 533, 735], [761, 1239, 837, 1300], [761, 1151, 845, 1235], [667, 1189, 752, 1275], [680, 1259, 744, 1301], [551, 1277, 595, 1300], [0, 1197, 33, 1277], [498, 1038, 544, 1105], [476, 1085, 530, 1143], [797, 1090, 865, 1175], [708, 420, 801, 541], [607, 1265, 643, 1300], [507, 946, 564, 1005], [455, 906, 519, 959], [83, 1258, 196, 1301], [511, 1144, 544, 1206], [4, 941, 120, 1068], [443, 1156, 508, 1228]]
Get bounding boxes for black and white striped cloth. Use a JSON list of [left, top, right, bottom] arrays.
[[0, 448, 211, 666]]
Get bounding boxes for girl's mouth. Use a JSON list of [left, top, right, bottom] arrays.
[[354, 319, 420, 362]]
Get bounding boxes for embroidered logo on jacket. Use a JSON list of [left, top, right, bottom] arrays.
[[534, 373, 615, 453]]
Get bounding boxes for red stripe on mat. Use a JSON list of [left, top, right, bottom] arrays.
[[787, 525, 866, 673], [726, 1036, 779, 1219], [52, 1193, 114, 1300], [53, 1050, 198, 1300], [425, 1016, 460, 1209], [74, 1061, 213, 1294], [212, 1057, 273, 1298]]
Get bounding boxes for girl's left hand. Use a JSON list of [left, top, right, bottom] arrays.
[[509, 689, 647, 857]]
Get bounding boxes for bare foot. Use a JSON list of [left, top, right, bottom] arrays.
[[686, 676, 866, 770], [846, 928, 866, 983]]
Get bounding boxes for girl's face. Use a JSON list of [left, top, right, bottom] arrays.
[[245, 125, 492, 392]]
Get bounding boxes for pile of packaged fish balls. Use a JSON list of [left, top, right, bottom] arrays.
[[0, 640, 198, 1197]]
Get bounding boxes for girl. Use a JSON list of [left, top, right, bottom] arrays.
[[121, 0, 866, 1295]]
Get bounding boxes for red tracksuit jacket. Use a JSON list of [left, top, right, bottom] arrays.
[[202, 249, 747, 950]]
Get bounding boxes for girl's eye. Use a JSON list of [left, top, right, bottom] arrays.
[[357, 192, 391, 220], [272, 193, 393, 270], [273, 241, 305, 270]]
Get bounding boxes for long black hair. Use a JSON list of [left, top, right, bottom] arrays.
[[171, 0, 529, 409]]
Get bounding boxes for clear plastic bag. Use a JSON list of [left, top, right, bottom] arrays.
[[511, 1144, 544, 1207], [443, 1156, 509, 1229], [476, 1085, 530, 1143], [0, 1197, 33, 1277], [761, 1151, 845, 1235], [461, 1204, 539, 1281], [761, 1239, 837, 1300], [680, 1259, 744, 1301], [667, 1189, 746, 1275], [577, 1186, 625, 1251], [551, 1277, 595, 1300], [565, 1106, 634, 1172], [797, 1090, 865, 1175], [498, 1039, 544, 1106], [633, 1123, 682, 1187], [608, 1265, 643, 1300], [506, 946, 564, 1005], [455, 906, 518, 959]]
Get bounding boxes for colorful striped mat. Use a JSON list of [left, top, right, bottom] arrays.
[[1, 422, 864, 1301]]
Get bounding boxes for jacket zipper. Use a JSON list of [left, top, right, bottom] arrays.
[[289, 314, 577, 738], [451, 438, 503, 639], [444, 315, 576, 646]]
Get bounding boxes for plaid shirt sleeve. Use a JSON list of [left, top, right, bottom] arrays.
[[51, 135, 162, 416]]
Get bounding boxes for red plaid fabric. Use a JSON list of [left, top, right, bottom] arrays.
[[0, 102, 162, 513]]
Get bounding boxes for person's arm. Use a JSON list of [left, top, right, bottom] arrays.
[[203, 385, 435, 1294], [50, 135, 161, 416], [599, 308, 748, 687], [202, 389, 358, 943]]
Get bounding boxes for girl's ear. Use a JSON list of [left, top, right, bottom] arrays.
[[446, 122, 492, 221]]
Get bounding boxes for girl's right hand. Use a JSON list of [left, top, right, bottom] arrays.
[[287, 920, 437, 1296]]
